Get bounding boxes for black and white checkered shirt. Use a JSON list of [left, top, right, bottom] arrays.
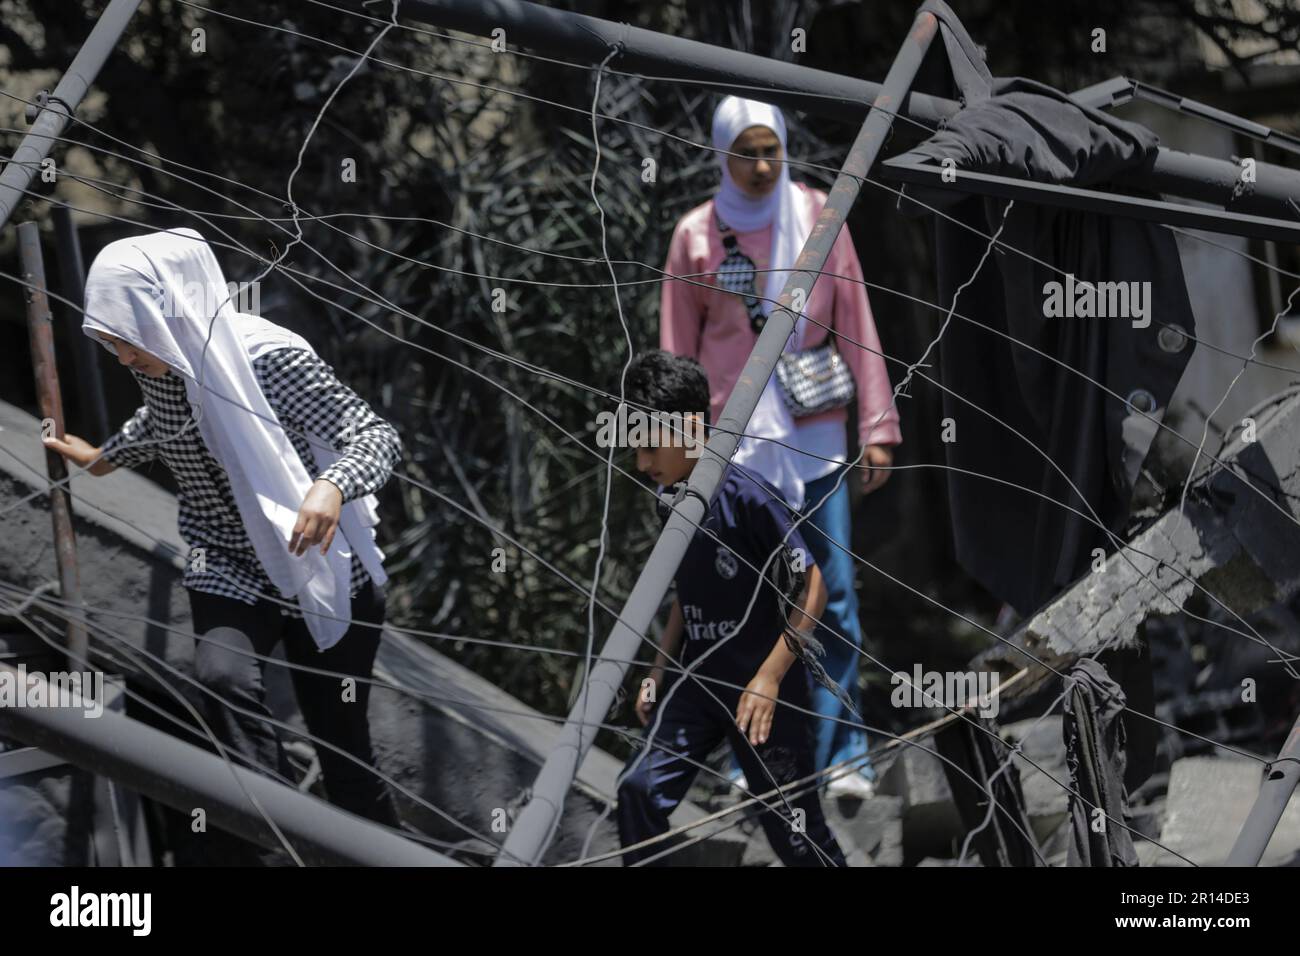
[[101, 348, 402, 616]]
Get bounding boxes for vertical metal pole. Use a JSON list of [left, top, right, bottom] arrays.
[[495, 7, 940, 866], [19, 221, 90, 670], [1226, 715, 1300, 865], [52, 203, 110, 441], [0, 0, 143, 232]]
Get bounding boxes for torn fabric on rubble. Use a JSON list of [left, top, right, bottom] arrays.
[[1063, 658, 1138, 867]]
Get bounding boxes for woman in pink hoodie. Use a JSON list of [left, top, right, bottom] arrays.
[[659, 96, 900, 797]]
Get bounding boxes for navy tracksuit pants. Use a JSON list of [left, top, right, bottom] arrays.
[[617, 666, 846, 866]]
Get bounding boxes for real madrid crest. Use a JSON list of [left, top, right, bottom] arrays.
[[714, 546, 738, 580]]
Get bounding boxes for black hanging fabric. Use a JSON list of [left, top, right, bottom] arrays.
[[897, 1, 1198, 615], [1063, 659, 1140, 867]]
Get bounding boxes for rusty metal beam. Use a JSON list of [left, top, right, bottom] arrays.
[[18, 221, 89, 670], [0, 0, 143, 232]]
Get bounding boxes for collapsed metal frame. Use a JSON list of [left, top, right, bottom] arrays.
[[390, 0, 1300, 238], [2, 0, 1298, 867], [1073, 75, 1300, 157]]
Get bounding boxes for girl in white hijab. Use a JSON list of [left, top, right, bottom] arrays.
[[45, 227, 403, 837], [72, 227, 387, 650], [710, 95, 815, 510]]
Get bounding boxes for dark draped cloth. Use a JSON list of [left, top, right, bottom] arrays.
[[894, 1, 1197, 614]]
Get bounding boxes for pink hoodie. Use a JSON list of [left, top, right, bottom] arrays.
[[659, 182, 901, 450]]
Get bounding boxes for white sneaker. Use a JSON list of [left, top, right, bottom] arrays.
[[826, 771, 876, 800], [732, 774, 749, 793]]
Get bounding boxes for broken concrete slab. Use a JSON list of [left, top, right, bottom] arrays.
[[1129, 796, 1166, 843], [1144, 755, 1300, 866], [917, 855, 982, 866], [1001, 715, 1069, 843], [824, 793, 903, 866], [878, 743, 964, 862], [981, 389, 1300, 703], [1134, 837, 1179, 867], [737, 819, 777, 867], [1037, 817, 1071, 863], [1045, 391, 1300, 654]]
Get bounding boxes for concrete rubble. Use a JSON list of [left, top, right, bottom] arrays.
[[1137, 755, 1300, 866]]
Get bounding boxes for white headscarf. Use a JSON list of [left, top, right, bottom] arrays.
[[711, 96, 814, 509], [83, 228, 387, 651]]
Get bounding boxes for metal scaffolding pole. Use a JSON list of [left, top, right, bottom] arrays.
[[0, 663, 463, 867], [19, 221, 89, 670], [0, 0, 143, 233], [383, 0, 1300, 224], [1072, 76, 1300, 157], [1226, 715, 1300, 866], [493, 6, 940, 867], [398, 0, 953, 126]]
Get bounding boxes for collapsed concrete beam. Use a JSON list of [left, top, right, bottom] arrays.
[[984, 388, 1300, 698]]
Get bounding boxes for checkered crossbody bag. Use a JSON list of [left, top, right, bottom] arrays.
[[774, 337, 855, 417], [715, 213, 856, 418]]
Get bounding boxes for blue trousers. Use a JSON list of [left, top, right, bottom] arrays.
[[801, 466, 872, 776]]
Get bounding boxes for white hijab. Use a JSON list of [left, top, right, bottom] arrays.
[[82, 228, 387, 650], [711, 96, 813, 509]]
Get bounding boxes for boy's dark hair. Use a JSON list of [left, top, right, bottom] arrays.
[[623, 350, 711, 425]]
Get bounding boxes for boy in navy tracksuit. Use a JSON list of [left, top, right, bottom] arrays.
[[615, 350, 847, 867]]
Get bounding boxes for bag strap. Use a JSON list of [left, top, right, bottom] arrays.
[[716, 208, 829, 350], [715, 209, 741, 254], [784, 333, 839, 360]]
